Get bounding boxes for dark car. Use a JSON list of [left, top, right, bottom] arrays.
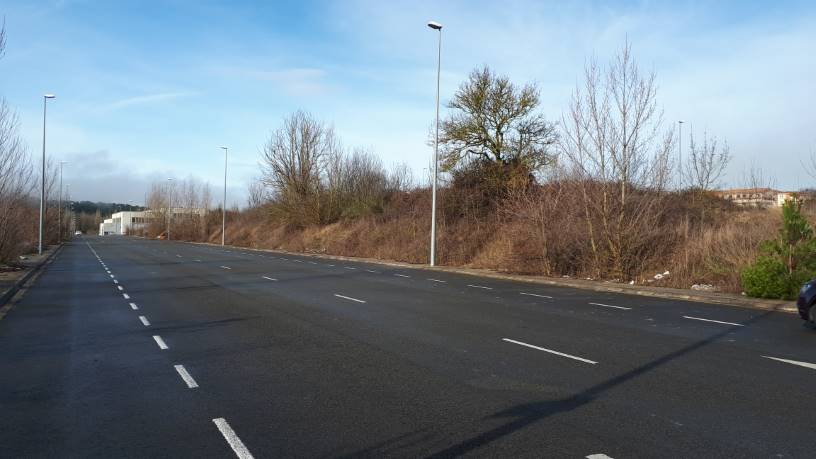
[[796, 279, 816, 324]]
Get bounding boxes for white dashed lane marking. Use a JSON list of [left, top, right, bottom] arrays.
[[129, 302, 139, 310], [503, 338, 598, 365], [153, 335, 169, 350], [261, 276, 277, 281], [762, 355, 816, 371], [174, 365, 199, 389], [520, 292, 552, 299], [213, 418, 254, 459], [467, 284, 493, 290], [682, 315, 744, 327], [589, 302, 631, 311], [334, 294, 366, 304], [427, 278, 447, 283], [139, 316, 150, 326]]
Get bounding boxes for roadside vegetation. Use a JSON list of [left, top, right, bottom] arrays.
[[0, 23, 69, 265], [132, 42, 815, 296]]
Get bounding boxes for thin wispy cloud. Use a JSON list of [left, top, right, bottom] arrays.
[[215, 66, 331, 96], [103, 91, 196, 111]]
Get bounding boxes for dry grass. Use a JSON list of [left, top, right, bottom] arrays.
[[181, 186, 792, 294]]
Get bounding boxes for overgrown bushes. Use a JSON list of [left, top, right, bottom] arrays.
[[741, 200, 816, 299]]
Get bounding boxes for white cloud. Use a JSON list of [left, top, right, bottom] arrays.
[[214, 66, 331, 96], [103, 91, 196, 111]]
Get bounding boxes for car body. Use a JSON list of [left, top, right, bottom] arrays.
[[796, 279, 816, 323]]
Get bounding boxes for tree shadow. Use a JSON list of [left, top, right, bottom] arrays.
[[422, 309, 775, 458]]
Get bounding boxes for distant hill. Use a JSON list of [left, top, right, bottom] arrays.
[[72, 201, 145, 217]]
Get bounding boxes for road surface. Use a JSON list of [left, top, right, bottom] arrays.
[[0, 236, 813, 458]]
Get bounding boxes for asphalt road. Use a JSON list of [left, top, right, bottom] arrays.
[[1, 236, 814, 458]]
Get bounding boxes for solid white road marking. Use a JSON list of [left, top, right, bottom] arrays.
[[220, 266, 232, 270], [334, 294, 366, 304], [153, 335, 169, 350], [123, 293, 130, 299], [587, 454, 615, 459], [467, 284, 493, 290], [502, 338, 598, 365], [520, 292, 553, 299], [394, 274, 410, 278], [129, 302, 139, 310], [262, 276, 277, 281], [117, 286, 124, 291], [762, 355, 816, 370], [682, 315, 744, 327], [174, 365, 199, 389], [213, 418, 255, 459], [427, 278, 447, 283], [589, 302, 631, 310], [139, 316, 151, 326]]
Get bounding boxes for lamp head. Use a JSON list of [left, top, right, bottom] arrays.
[[427, 21, 442, 30], [44, 94, 56, 99]]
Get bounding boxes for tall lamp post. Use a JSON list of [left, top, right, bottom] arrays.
[[58, 161, 67, 243], [220, 146, 228, 246], [39, 94, 56, 255], [427, 20, 442, 267], [166, 178, 174, 241]]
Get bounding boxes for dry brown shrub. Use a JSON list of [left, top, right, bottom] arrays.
[[663, 209, 780, 292]]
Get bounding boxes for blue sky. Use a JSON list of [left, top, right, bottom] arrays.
[[1, 0, 814, 206]]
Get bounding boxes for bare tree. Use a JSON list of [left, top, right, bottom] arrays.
[[741, 160, 776, 191], [260, 111, 340, 226], [685, 129, 731, 192], [0, 18, 6, 60], [0, 98, 34, 262], [247, 178, 268, 209], [560, 41, 674, 279], [801, 148, 816, 183], [439, 66, 557, 172]]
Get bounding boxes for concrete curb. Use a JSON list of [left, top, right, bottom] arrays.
[[184, 240, 797, 314], [0, 244, 63, 309]]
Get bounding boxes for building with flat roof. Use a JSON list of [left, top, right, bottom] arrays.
[[714, 188, 796, 208], [98, 208, 207, 235]]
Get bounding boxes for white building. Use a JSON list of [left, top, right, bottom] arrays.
[[99, 211, 153, 235], [714, 188, 797, 208], [98, 208, 207, 235], [99, 218, 115, 235]]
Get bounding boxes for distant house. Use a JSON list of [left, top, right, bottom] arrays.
[[98, 208, 207, 235], [714, 188, 797, 208]]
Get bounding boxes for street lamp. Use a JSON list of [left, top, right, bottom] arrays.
[[39, 94, 55, 255], [427, 20, 442, 267], [58, 161, 67, 243], [220, 146, 228, 246], [166, 178, 174, 241]]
